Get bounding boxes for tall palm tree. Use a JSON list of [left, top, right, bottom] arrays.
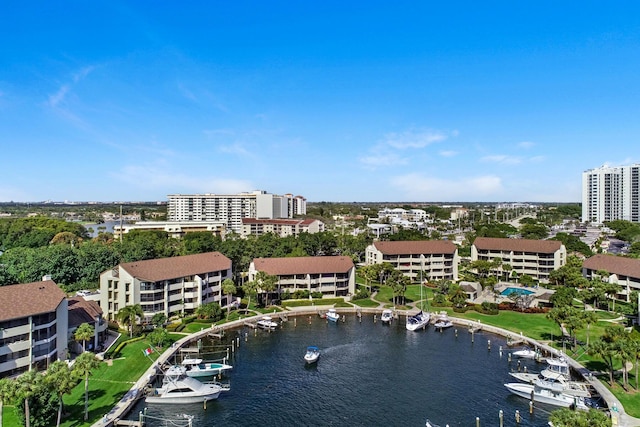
[[242, 280, 258, 312], [14, 370, 41, 427], [74, 322, 95, 352], [73, 352, 101, 421], [45, 360, 79, 427], [117, 304, 143, 338], [221, 278, 237, 320], [582, 311, 599, 348], [255, 271, 277, 306], [0, 378, 15, 427]]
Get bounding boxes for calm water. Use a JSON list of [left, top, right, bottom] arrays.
[[128, 314, 561, 427]]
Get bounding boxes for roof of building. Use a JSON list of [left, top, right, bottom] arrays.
[[68, 297, 103, 328], [252, 256, 354, 275], [473, 237, 563, 253], [583, 254, 640, 279], [0, 280, 66, 322], [242, 218, 319, 226], [119, 252, 231, 282], [371, 240, 457, 255]]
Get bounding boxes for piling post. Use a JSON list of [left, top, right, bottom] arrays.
[[515, 410, 520, 424], [204, 397, 207, 410], [471, 330, 474, 343], [499, 409, 503, 427], [529, 400, 533, 414], [294, 318, 297, 327], [245, 332, 248, 342], [508, 352, 511, 362], [455, 329, 458, 338], [139, 410, 144, 426], [487, 339, 491, 351], [476, 416, 480, 427], [499, 345, 502, 357]]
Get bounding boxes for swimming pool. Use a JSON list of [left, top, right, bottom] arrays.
[[500, 287, 534, 296]]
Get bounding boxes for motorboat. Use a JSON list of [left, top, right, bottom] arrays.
[[512, 346, 538, 359], [541, 356, 571, 380], [257, 316, 279, 330], [304, 346, 320, 364], [326, 308, 340, 322], [146, 365, 227, 404], [504, 379, 589, 409], [181, 357, 233, 378], [406, 310, 430, 331], [380, 309, 394, 324], [508, 355, 591, 397], [433, 311, 453, 329], [425, 420, 442, 427]]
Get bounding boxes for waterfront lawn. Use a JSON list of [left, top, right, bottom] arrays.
[[2, 406, 19, 427], [281, 298, 346, 308], [457, 310, 559, 342], [61, 339, 156, 427], [352, 298, 380, 308]]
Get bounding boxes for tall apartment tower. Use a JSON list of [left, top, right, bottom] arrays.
[[167, 190, 306, 233], [582, 164, 640, 224]]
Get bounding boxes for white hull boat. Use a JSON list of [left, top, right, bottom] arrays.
[[326, 309, 340, 322], [181, 357, 233, 378], [433, 312, 453, 329], [146, 366, 226, 404], [504, 380, 588, 409], [304, 346, 320, 364], [380, 309, 393, 324], [406, 311, 430, 331], [512, 347, 538, 359], [257, 316, 279, 329]]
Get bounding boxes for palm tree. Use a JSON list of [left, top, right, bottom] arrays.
[[73, 352, 101, 421], [74, 322, 94, 352], [117, 304, 143, 338], [222, 278, 237, 320], [582, 311, 599, 348], [255, 271, 277, 306], [242, 280, 258, 312], [45, 360, 79, 427], [0, 378, 15, 427], [14, 370, 41, 427]]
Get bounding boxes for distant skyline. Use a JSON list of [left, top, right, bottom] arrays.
[[2, 2, 640, 203]]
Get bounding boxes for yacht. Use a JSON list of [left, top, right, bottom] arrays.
[[380, 309, 394, 324], [512, 346, 538, 359], [504, 378, 589, 409], [146, 365, 227, 404], [433, 311, 453, 329], [304, 346, 320, 364], [257, 316, 279, 330], [406, 311, 430, 331], [181, 357, 233, 378], [326, 308, 340, 322]]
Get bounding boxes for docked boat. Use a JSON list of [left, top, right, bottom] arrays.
[[425, 420, 442, 427], [257, 316, 279, 329], [512, 346, 538, 359], [504, 379, 589, 409], [406, 310, 430, 331], [326, 308, 340, 322], [304, 346, 320, 364], [433, 311, 453, 329], [146, 365, 227, 404], [181, 357, 233, 378], [380, 309, 394, 324]]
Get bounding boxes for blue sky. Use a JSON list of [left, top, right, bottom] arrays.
[[2, 2, 640, 203]]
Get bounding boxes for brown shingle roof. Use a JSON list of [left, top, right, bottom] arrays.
[[68, 297, 103, 328], [252, 256, 354, 275], [120, 252, 231, 282], [473, 237, 562, 253], [583, 254, 640, 279], [0, 280, 66, 322], [372, 240, 457, 255]]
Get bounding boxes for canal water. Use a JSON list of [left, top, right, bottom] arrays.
[[128, 314, 562, 427]]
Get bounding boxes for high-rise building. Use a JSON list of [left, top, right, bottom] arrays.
[[167, 190, 306, 234], [582, 164, 640, 224]]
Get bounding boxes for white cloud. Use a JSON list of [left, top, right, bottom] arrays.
[[480, 155, 522, 165], [390, 173, 503, 201], [439, 150, 458, 157], [47, 85, 70, 108], [384, 130, 447, 149], [518, 141, 535, 149], [218, 142, 251, 156], [359, 152, 408, 168], [529, 155, 545, 163], [73, 65, 95, 83]]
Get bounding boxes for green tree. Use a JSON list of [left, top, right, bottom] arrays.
[[0, 378, 15, 427], [254, 271, 278, 306], [549, 286, 577, 308], [151, 312, 167, 328], [222, 278, 237, 320], [14, 370, 42, 427], [242, 280, 258, 311], [195, 302, 222, 320], [548, 408, 609, 427], [582, 310, 599, 348], [448, 283, 467, 308], [73, 352, 101, 421], [117, 304, 143, 338], [44, 360, 79, 427], [74, 323, 95, 352], [147, 328, 169, 348]]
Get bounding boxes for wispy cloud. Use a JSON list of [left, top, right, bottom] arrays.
[[359, 152, 408, 168], [480, 154, 522, 165], [518, 141, 535, 149], [439, 150, 458, 157], [390, 173, 503, 200], [47, 85, 70, 108], [384, 130, 447, 149]]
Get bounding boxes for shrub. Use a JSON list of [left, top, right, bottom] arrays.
[[352, 287, 371, 300], [311, 292, 323, 299]]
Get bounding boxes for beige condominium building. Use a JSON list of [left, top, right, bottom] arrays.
[[240, 218, 325, 238], [248, 256, 356, 299], [583, 254, 640, 302], [471, 237, 566, 283], [100, 252, 232, 322], [365, 240, 459, 282], [0, 280, 68, 378]]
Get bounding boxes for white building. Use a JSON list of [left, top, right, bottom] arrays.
[[240, 218, 324, 238], [582, 164, 640, 224], [167, 190, 306, 234]]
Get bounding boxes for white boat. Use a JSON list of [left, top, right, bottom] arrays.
[[257, 316, 279, 329], [504, 379, 589, 409], [425, 420, 442, 427], [512, 346, 538, 359], [433, 311, 453, 329], [304, 346, 320, 364], [406, 310, 430, 331], [146, 365, 226, 404], [326, 308, 340, 322], [509, 355, 591, 397], [181, 357, 233, 378], [380, 309, 394, 324], [542, 356, 571, 380]]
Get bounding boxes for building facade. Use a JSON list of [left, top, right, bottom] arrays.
[[167, 190, 306, 234], [582, 254, 640, 302], [0, 280, 68, 378], [471, 237, 566, 283], [113, 220, 226, 239], [240, 218, 324, 238], [248, 256, 356, 298], [100, 252, 232, 322], [365, 240, 459, 282], [582, 164, 640, 224]]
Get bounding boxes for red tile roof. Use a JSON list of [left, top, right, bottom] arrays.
[[252, 256, 354, 275], [583, 254, 640, 279], [0, 280, 66, 322], [372, 240, 457, 255], [119, 252, 231, 282], [473, 237, 563, 253]]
